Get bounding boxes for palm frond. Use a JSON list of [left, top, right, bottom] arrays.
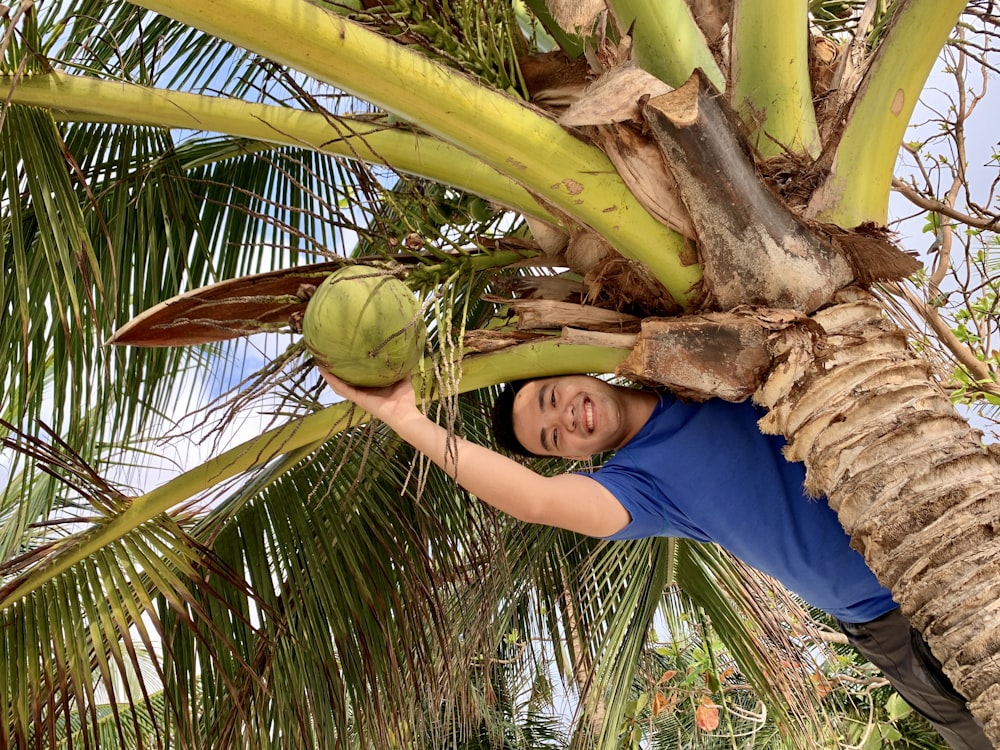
[[1, 521, 255, 747]]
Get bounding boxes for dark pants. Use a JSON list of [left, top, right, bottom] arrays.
[[838, 607, 993, 750]]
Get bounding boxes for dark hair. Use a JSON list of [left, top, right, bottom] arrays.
[[491, 379, 541, 458]]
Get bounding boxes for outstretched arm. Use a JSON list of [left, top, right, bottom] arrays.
[[320, 370, 631, 538]]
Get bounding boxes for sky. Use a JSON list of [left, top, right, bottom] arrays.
[[889, 54, 1000, 441]]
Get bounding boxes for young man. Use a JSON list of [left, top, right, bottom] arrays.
[[321, 370, 991, 749]]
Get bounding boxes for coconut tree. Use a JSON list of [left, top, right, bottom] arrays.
[[2, 0, 999, 747]]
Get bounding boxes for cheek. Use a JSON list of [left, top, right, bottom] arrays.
[[516, 431, 536, 454]]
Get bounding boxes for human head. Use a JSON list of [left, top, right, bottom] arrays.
[[493, 375, 647, 460]]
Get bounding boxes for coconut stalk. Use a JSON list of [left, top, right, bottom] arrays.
[[807, 0, 968, 225], [0, 340, 630, 610], [730, 0, 821, 158], [605, 0, 725, 90], [3, 74, 550, 223], [129, 0, 702, 303]]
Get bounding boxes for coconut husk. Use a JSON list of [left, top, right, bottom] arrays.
[[519, 51, 592, 111], [463, 329, 546, 353], [495, 274, 585, 303], [810, 35, 844, 99], [559, 63, 672, 127], [510, 298, 640, 332], [558, 64, 695, 238], [617, 313, 772, 402], [524, 216, 570, 257], [592, 123, 696, 237], [813, 221, 923, 285], [565, 231, 614, 274], [684, 0, 732, 44]]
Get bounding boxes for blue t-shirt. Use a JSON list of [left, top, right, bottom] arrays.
[[590, 395, 896, 623]]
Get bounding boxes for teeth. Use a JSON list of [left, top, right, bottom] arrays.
[[585, 401, 594, 431]]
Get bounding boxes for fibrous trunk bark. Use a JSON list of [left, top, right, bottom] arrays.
[[756, 288, 1000, 740]]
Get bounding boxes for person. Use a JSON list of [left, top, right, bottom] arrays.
[[320, 369, 992, 750]]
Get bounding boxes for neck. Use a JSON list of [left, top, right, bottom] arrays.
[[616, 388, 660, 448]]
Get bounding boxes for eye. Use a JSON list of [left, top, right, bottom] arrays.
[[550, 389, 556, 407], [552, 428, 558, 448]]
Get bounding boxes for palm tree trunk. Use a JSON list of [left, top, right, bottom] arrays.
[[621, 290, 1000, 740], [754, 287, 1000, 741]]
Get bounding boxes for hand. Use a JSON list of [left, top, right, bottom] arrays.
[[319, 368, 419, 426]]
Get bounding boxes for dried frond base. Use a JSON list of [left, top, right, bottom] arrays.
[[584, 255, 683, 318], [462, 329, 546, 353]]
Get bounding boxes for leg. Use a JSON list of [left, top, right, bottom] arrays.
[[838, 607, 993, 750]]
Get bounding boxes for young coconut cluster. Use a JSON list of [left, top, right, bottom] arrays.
[[302, 265, 427, 387]]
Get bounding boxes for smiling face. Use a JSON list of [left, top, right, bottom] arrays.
[[511, 375, 655, 460]]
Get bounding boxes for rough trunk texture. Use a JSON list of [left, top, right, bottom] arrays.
[[617, 289, 1000, 739], [755, 288, 1000, 742]]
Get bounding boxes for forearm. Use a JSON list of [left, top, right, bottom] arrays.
[[319, 370, 629, 536], [384, 408, 630, 537], [387, 409, 549, 522]]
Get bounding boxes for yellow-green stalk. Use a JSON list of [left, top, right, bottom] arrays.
[[730, 0, 821, 158], [4, 74, 549, 222], [606, 0, 725, 91], [809, 0, 967, 225], [130, 0, 702, 303]]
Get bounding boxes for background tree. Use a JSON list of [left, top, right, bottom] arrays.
[[1, 0, 998, 747]]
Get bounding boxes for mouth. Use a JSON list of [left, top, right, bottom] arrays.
[[583, 398, 594, 432]]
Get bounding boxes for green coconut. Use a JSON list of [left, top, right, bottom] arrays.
[[303, 265, 426, 387]]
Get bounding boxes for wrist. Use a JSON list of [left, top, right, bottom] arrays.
[[378, 401, 425, 430]]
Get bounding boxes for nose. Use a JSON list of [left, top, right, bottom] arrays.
[[560, 402, 577, 431]]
